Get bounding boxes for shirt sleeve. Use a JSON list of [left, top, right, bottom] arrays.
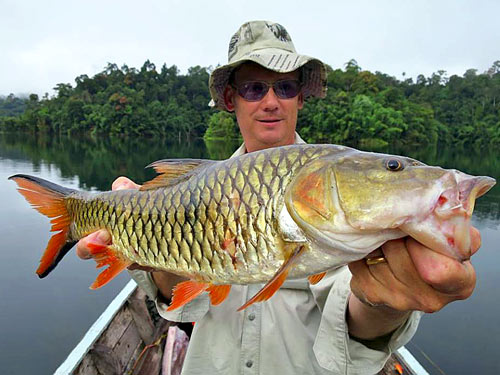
[[128, 269, 210, 323], [310, 267, 423, 375]]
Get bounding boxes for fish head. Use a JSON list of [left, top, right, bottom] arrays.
[[285, 149, 496, 260]]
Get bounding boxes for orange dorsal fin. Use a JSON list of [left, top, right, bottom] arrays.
[[237, 245, 306, 311], [167, 280, 209, 311], [141, 159, 216, 190], [207, 284, 232, 305], [87, 242, 132, 289], [9, 174, 75, 278], [308, 272, 326, 285]]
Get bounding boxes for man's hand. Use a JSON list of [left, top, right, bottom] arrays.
[[75, 176, 185, 299], [346, 228, 481, 340], [75, 176, 141, 261]]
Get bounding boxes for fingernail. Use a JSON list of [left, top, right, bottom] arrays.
[[97, 231, 111, 243]]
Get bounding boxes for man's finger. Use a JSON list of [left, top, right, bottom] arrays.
[[112, 176, 141, 191], [406, 238, 476, 296], [75, 230, 111, 259]]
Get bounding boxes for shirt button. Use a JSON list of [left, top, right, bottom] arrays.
[[248, 313, 255, 321], [246, 360, 253, 368]]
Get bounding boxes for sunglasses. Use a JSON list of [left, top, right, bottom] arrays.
[[232, 79, 302, 101]]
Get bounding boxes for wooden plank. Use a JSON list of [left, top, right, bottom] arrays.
[[97, 306, 134, 349], [111, 310, 144, 371], [74, 355, 101, 375], [127, 287, 156, 344], [89, 305, 144, 374]]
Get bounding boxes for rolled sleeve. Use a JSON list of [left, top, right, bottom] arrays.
[[311, 267, 423, 374], [156, 293, 210, 323]]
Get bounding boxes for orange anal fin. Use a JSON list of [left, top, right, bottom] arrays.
[[237, 245, 306, 312], [88, 245, 131, 289], [308, 271, 326, 285], [207, 284, 231, 305], [167, 281, 208, 311]]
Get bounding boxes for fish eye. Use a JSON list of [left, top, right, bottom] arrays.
[[386, 159, 404, 171]]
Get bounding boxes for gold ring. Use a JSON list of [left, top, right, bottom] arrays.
[[365, 256, 387, 266]]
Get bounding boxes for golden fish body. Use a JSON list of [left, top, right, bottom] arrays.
[[10, 144, 496, 309], [67, 145, 339, 284]]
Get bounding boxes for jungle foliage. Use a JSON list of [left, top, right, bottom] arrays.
[[1, 59, 499, 148]]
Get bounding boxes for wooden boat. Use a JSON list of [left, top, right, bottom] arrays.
[[55, 280, 429, 375]]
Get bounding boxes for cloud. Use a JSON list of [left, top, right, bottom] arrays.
[[1, 0, 499, 95]]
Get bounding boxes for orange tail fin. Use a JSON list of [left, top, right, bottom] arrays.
[[9, 174, 76, 278]]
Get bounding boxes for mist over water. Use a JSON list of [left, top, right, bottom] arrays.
[[0, 132, 498, 374]]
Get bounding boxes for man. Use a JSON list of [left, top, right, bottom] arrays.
[[77, 21, 479, 374]]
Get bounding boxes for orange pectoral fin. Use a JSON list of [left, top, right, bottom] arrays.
[[207, 284, 231, 305], [167, 281, 208, 311], [237, 245, 306, 312], [88, 243, 131, 289], [308, 272, 326, 285]]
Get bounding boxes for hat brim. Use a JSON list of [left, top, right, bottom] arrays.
[[209, 49, 327, 111]]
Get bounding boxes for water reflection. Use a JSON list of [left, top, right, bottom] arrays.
[[0, 132, 241, 190]]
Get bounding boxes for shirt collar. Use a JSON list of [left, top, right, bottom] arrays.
[[230, 132, 306, 159]]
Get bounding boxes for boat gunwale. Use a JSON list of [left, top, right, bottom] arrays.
[[54, 280, 138, 375]]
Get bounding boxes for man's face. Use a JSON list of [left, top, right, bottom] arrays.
[[224, 63, 304, 152]]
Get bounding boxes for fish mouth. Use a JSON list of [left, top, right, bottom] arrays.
[[402, 175, 496, 261]]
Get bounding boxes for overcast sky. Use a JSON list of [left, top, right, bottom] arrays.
[[1, 0, 499, 97]]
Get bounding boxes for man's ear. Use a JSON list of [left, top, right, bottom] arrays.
[[223, 86, 236, 112], [297, 92, 304, 110]]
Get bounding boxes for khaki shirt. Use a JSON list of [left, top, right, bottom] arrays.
[[130, 134, 422, 374]]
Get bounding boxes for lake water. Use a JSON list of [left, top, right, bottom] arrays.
[[0, 132, 498, 374]]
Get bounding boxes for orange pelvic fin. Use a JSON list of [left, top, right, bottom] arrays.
[[9, 174, 76, 278], [237, 245, 306, 311], [308, 272, 326, 285], [87, 242, 132, 289], [167, 280, 209, 311], [207, 284, 232, 305]]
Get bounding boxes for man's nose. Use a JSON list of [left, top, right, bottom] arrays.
[[261, 87, 279, 110]]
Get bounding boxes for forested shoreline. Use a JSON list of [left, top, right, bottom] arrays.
[[1, 59, 499, 148]]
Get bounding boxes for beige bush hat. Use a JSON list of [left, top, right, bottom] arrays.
[[209, 20, 327, 111]]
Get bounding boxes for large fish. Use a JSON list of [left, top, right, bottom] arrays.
[[9, 144, 496, 311]]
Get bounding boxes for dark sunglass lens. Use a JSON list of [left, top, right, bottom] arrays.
[[239, 81, 268, 101], [274, 80, 300, 99]]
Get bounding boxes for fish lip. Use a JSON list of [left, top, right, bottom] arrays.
[[465, 176, 496, 198], [403, 175, 496, 261], [434, 175, 496, 219]]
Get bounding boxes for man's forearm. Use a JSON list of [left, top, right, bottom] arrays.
[[151, 271, 188, 300], [347, 294, 410, 340]]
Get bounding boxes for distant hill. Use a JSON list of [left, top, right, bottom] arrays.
[[1, 59, 499, 148]]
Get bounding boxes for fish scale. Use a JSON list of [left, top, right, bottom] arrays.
[[10, 143, 496, 311]]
